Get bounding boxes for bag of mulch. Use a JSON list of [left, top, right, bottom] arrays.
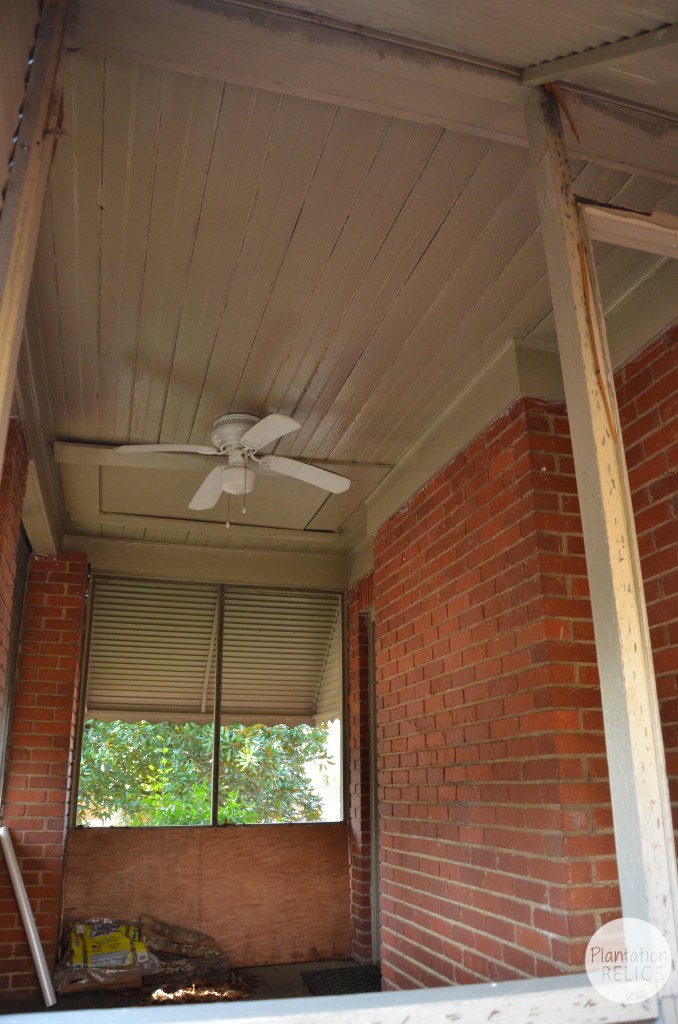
[[54, 918, 160, 993]]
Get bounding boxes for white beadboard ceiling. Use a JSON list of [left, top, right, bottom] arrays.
[[15, 0, 678, 571]]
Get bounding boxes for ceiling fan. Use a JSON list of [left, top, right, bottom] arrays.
[[115, 413, 350, 511]]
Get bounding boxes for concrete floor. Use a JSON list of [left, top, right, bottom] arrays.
[[238, 959, 357, 1000], [0, 959, 358, 1014]]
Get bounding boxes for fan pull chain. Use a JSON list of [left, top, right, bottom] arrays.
[[242, 454, 248, 515], [226, 493, 230, 529]]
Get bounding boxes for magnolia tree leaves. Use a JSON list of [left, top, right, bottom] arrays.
[[77, 719, 332, 826]]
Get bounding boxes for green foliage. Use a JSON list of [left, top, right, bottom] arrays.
[[77, 719, 332, 827]]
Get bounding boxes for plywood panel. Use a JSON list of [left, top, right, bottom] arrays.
[[63, 824, 350, 966]]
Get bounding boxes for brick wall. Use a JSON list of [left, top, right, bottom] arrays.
[[617, 326, 678, 827], [372, 398, 614, 989], [347, 574, 375, 962], [360, 323, 677, 991], [0, 552, 89, 1000]]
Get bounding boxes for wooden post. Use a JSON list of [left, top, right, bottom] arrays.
[[0, 0, 66, 467], [525, 85, 678, 1018]]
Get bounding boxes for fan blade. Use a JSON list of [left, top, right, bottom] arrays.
[[259, 455, 350, 493], [115, 444, 219, 455], [240, 414, 300, 450], [189, 467, 226, 510]]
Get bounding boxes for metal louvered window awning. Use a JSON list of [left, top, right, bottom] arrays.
[[85, 576, 343, 726]]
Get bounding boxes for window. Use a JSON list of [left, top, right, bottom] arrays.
[[76, 576, 343, 827]]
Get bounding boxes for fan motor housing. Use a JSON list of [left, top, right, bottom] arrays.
[[210, 414, 259, 451]]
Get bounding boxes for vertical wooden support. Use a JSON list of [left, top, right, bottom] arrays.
[[0, 0, 66, 467], [525, 86, 678, 1018]]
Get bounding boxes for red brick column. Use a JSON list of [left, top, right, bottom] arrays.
[[0, 419, 28, 718], [347, 574, 375, 962], [616, 325, 678, 829], [0, 552, 88, 999], [370, 324, 678, 991], [374, 398, 617, 989]]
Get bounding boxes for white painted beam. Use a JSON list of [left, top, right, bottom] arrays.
[[525, 84, 678, 1015], [0, 0, 66, 468], [523, 22, 678, 85], [66, 0, 678, 184], [67, 0, 527, 142], [62, 535, 349, 589], [580, 202, 678, 259], [53, 441, 388, 480], [21, 461, 58, 554], [89, 510, 338, 544]]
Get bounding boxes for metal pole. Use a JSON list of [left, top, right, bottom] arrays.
[[0, 826, 57, 1007], [211, 585, 224, 825]]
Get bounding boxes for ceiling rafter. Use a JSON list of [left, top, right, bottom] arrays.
[[523, 22, 678, 86], [579, 201, 678, 259]]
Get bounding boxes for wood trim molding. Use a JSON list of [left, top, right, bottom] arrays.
[[62, 533, 349, 589]]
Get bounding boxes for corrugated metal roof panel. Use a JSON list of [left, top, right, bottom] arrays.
[[86, 577, 219, 719], [315, 611, 343, 722], [85, 577, 343, 725], [221, 587, 342, 721]]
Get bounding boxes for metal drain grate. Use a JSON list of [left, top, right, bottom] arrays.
[[301, 965, 381, 996]]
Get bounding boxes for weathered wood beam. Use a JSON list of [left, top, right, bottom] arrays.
[[580, 200, 678, 259], [525, 84, 678, 1018], [0, 0, 66, 467], [523, 22, 678, 85], [0, 970, 658, 1024], [68, 0, 678, 184], [67, 0, 526, 142], [22, 462, 58, 554]]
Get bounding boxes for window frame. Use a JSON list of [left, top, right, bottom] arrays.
[[71, 573, 346, 829]]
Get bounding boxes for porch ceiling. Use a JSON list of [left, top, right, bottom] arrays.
[[15, 0, 678, 573]]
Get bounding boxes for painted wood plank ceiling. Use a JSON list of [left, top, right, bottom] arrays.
[[270, 0, 678, 111], [279, 0, 678, 66], [16, 0, 678, 561]]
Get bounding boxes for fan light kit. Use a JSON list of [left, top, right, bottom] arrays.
[[220, 465, 256, 495], [115, 413, 350, 514]]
